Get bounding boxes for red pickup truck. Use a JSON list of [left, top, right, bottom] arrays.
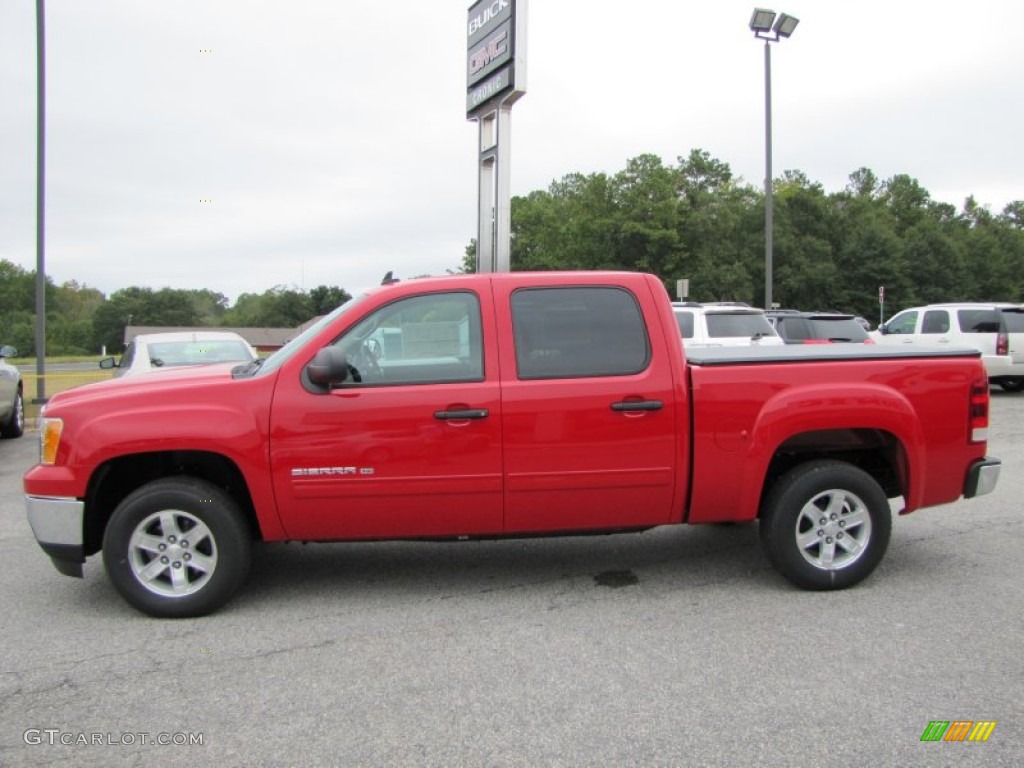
[[25, 272, 1001, 617]]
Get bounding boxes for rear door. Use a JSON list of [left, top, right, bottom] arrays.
[[494, 279, 681, 533], [920, 309, 953, 345]]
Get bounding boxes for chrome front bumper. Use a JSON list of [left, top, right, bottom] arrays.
[[25, 495, 85, 578]]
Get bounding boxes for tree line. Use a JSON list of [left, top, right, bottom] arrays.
[[0, 261, 351, 356], [4, 149, 1023, 355], [465, 150, 1024, 323]]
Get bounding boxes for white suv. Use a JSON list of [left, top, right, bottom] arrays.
[[873, 302, 1024, 391], [672, 303, 784, 348]]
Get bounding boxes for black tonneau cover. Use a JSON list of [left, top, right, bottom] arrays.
[[684, 344, 982, 366]]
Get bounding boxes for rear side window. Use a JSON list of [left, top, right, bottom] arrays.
[[921, 310, 950, 334], [674, 311, 695, 339], [1000, 309, 1024, 332], [512, 287, 650, 379], [958, 309, 1001, 333], [706, 312, 776, 339], [778, 318, 811, 341]]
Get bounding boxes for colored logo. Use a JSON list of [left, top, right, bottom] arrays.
[[920, 721, 997, 742]]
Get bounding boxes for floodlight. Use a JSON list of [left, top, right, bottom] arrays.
[[749, 8, 776, 32], [774, 13, 799, 38]]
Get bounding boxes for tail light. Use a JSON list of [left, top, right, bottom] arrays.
[[969, 376, 989, 443], [996, 332, 1008, 356]]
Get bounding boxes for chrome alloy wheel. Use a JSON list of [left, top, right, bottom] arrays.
[[794, 488, 873, 570], [128, 509, 218, 597]]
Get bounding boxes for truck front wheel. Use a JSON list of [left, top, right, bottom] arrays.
[[102, 477, 251, 617], [759, 460, 891, 590]]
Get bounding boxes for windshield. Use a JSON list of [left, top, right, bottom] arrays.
[[147, 340, 253, 367], [240, 293, 369, 378]]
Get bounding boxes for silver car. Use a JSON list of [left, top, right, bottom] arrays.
[[0, 344, 25, 439]]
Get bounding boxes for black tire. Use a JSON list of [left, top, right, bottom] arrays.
[[0, 389, 25, 439], [998, 378, 1024, 393], [102, 477, 251, 617], [759, 460, 891, 590]]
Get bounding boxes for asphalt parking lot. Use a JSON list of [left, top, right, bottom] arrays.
[[1, 394, 1022, 767]]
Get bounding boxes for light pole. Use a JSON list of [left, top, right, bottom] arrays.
[[749, 8, 798, 310]]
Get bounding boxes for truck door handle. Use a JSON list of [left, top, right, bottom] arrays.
[[434, 409, 489, 420], [610, 400, 663, 412]]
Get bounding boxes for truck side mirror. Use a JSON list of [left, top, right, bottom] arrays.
[[305, 347, 350, 389], [99, 357, 118, 369], [0, 345, 17, 358], [877, 323, 889, 335]]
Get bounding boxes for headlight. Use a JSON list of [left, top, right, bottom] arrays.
[[40, 417, 64, 465]]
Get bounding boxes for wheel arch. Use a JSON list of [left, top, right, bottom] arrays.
[[739, 382, 924, 520], [83, 450, 261, 556], [756, 427, 908, 518]]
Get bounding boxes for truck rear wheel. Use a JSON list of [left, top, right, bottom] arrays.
[[759, 460, 891, 590], [102, 477, 251, 617]]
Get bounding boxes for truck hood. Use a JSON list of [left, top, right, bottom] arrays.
[[45, 363, 247, 413]]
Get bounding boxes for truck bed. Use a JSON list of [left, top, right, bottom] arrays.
[[684, 344, 982, 366]]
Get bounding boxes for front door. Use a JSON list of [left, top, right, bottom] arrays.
[[269, 288, 503, 540]]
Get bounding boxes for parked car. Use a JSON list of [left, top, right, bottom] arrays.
[[99, 331, 257, 377], [672, 303, 784, 348], [767, 310, 874, 344], [873, 303, 1024, 391], [0, 344, 25, 439]]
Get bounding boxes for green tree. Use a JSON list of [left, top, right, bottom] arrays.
[[308, 285, 352, 315], [188, 289, 230, 326], [223, 286, 314, 327]]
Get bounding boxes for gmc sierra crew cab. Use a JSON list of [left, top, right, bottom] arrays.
[[24, 272, 1001, 617]]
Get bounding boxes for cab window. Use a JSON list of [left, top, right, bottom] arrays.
[[332, 292, 483, 385], [886, 311, 918, 334], [512, 287, 650, 379]]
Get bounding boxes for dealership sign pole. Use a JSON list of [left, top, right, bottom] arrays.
[[467, 0, 527, 273]]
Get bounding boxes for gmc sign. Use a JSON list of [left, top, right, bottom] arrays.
[[466, 0, 525, 116]]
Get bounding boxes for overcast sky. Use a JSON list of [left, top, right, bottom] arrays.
[[2, 1, 1021, 304]]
